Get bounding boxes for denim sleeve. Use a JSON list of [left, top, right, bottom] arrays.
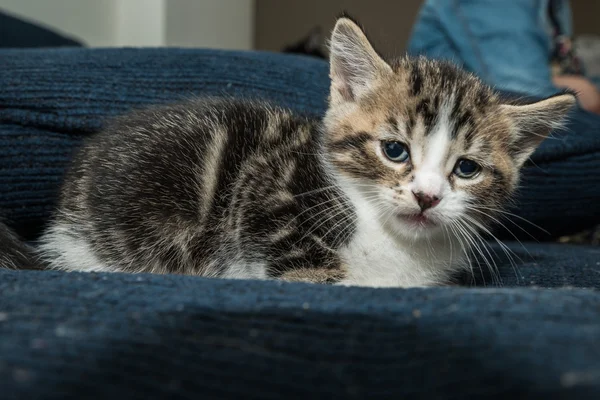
[[408, 0, 570, 96]]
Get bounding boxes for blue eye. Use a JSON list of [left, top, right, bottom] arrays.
[[382, 141, 410, 163], [454, 159, 481, 178]]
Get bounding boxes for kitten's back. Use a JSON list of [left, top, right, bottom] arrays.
[[38, 98, 343, 278]]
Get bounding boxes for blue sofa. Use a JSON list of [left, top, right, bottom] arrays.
[[1, 46, 600, 398]]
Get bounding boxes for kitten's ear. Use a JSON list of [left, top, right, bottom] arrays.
[[500, 93, 576, 166], [329, 17, 392, 104]]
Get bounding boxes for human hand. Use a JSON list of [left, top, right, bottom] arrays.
[[553, 75, 600, 114]]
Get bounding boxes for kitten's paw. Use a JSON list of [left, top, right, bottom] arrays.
[[280, 268, 346, 284]]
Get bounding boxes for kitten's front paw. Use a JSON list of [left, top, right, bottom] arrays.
[[280, 268, 346, 284]]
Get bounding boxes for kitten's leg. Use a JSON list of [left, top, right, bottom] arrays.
[[279, 266, 346, 284], [264, 222, 348, 284]]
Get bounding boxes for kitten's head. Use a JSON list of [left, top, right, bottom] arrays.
[[323, 17, 576, 240]]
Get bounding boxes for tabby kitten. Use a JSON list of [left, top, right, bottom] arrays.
[[36, 17, 575, 287]]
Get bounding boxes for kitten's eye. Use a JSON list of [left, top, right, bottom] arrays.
[[453, 159, 481, 179], [381, 141, 410, 163]]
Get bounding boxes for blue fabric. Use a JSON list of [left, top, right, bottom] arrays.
[[1, 47, 599, 240], [463, 242, 600, 288], [0, 242, 599, 400], [408, 0, 572, 96]]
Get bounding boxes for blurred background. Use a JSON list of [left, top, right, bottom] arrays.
[[2, 0, 599, 52]]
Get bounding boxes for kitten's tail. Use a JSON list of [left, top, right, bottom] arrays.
[[0, 222, 45, 270]]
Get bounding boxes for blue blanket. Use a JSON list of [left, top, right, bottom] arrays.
[[1, 243, 599, 399]]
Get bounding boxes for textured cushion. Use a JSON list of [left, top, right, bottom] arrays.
[[1, 47, 599, 240], [1, 242, 599, 400]]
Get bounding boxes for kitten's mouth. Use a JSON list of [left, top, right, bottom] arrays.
[[398, 213, 436, 228]]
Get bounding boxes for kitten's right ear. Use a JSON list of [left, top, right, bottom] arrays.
[[329, 17, 392, 104], [500, 93, 576, 167]]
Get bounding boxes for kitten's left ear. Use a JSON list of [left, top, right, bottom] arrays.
[[329, 17, 392, 104], [500, 93, 576, 166]]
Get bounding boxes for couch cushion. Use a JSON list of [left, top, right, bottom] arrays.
[[0, 48, 599, 239], [0, 255, 599, 399]]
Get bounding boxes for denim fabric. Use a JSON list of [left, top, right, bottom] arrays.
[[408, 0, 572, 96]]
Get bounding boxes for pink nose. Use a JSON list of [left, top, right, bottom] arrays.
[[412, 191, 441, 212]]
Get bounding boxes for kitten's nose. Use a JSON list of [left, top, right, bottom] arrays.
[[412, 191, 441, 212]]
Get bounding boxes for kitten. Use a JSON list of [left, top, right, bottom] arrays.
[[4, 17, 575, 287]]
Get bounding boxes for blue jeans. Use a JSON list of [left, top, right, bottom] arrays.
[[408, 0, 572, 97]]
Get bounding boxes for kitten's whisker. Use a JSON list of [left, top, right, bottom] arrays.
[[453, 224, 485, 286], [469, 207, 536, 257], [468, 208, 535, 282], [441, 225, 453, 271], [328, 216, 359, 249], [470, 206, 538, 243], [342, 201, 394, 259], [293, 205, 353, 248], [285, 197, 343, 229], [447, 223, 474, 283], [453, 218, 500, 286], [449, 220, 483, 284], [464, 213, 527, 263], [297, 191, 391, 253], [472, 207, 539, 247], [462, 214, 523, 283], [460, 221, 504, 286], [303, 208, 362, 255], [292, 185, 338, 198], [334, 199, 391, 250], [472, 205, 550, 235], [289, 151, 323, 157]]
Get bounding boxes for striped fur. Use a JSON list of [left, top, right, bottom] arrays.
[[0, 222, 43, 270], [33, 18, 575, 287]]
